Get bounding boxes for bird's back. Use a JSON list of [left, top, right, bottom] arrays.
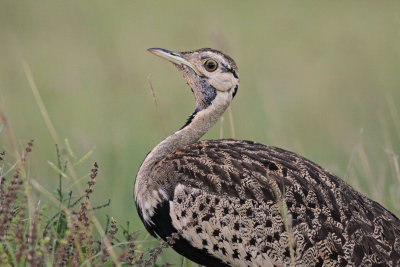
[[140, 139, 400, 266]]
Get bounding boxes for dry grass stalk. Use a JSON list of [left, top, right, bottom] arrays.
[[148, 74, 167, 136], [271, 181, 296, 267]]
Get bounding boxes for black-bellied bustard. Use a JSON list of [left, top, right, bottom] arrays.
[[134, 48, 400, 267]]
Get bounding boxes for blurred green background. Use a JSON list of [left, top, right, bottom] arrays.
[[1, 1, 400, 264]]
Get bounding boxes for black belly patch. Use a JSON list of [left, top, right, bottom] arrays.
[[142, 200, 230, 267]]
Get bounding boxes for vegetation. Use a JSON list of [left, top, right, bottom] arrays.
[[0, 138, 181, 266]]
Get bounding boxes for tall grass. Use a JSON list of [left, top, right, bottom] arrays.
[[0, 133, 181, 266]]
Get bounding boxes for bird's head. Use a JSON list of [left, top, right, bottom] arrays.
[[148, 48, 239, 112]]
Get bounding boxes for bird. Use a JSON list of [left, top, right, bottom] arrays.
[[134, 47, 400, 267]]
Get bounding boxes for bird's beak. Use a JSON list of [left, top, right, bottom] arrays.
[[147, 48, 203, 76]]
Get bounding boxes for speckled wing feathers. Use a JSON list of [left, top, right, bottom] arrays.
[[148, 139, 400, 267]]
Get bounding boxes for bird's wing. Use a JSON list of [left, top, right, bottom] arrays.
[[147, 139, 400, 266]]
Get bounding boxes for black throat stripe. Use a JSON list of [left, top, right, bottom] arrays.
[[221, 63, 238, 79]]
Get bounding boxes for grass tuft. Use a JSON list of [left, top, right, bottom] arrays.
[[0, 140, 180, 266]]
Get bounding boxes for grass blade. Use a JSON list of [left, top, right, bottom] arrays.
[[47, 160, 69, 179], [64, 138, 76, 159], [23, 61, 60, 144], [73, 148, 95, 167], [148, 75, 167, 136]]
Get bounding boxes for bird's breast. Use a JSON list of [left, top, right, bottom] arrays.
[[135, 185, 170, 225]]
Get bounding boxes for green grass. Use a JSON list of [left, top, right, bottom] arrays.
[[0, 1, 400, 265]]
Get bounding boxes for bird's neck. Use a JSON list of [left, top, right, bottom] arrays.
[[139, 91, 231, 173], [134, 90, 231, 223]]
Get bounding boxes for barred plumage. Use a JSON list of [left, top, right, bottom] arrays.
[[134, 48, 400, 266]]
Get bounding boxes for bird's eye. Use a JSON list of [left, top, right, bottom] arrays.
[[203, 59, 218, 72]]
